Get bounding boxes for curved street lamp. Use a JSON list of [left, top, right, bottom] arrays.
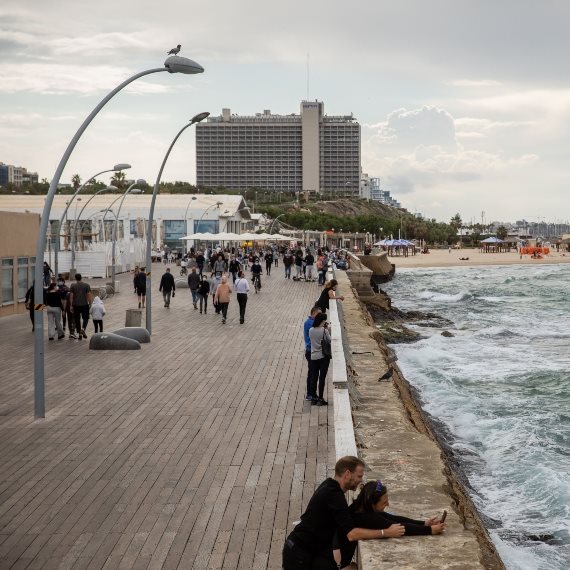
[[184, 196, 198, 251], [107, 180, 146, 285], [196, 201, 223, 233], [268, 213, 287, 234], [33, 55, 204, 419], [145, 112, 210, 334], [54, 165, 130, 277]]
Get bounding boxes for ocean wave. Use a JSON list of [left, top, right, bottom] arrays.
[[418, 289, 472, 303], [475, 326, 522, 338]]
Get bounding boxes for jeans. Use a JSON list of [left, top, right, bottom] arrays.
[[237, 293, 248, 322], [93, 319, 103, 333], [73, 305, 90, 333], [305, 349, 312, 397], [309, 357, 331, 399], [318, 270, 327, 285], [198, 293, 208, 313], [191, 289, 199, 305], [47, 306, 64, 338], [295, 265, 303, 278], [285, 265, 291, 279], [162, 290, 172, 306]]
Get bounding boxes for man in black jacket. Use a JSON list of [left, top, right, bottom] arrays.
[[187, 267, 200, 309], [159, 268, 176, 308], [283, 456, 391, 569]]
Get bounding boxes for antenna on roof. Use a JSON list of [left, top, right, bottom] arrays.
[[306, 51, 310, 100]]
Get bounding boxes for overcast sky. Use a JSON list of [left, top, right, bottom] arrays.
[[1, 0, 569, 223]]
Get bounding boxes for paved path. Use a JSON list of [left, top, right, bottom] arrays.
[[0, 264, 334, 569]]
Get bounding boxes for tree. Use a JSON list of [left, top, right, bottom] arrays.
[[450, 213, 462, 231], [110, 171, 126, 190], [496, 225, 508, 240], [71, 174, 81, 190]]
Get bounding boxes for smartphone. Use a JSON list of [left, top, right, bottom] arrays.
[[440, 510, 447, 523]]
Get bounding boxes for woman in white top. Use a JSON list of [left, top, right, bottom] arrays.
[[234, 270, 251, 324]]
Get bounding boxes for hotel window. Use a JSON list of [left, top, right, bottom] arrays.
[[17, 257, 29, 300], [2, 258, 14, 304]]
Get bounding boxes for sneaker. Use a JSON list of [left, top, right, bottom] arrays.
[[317, 398, 328, 406], [200, 310, 202, 314], [81, 330, 87, 339], [240, 319, 244, 324], [311, 398, 319, 406], [58, 335, 65, 340], [304, 394, 313, 401], [77, 333, 82, 340], [69, 333, 77, 339], [222, 318, 226, 324], [49, 337, 54, 341]]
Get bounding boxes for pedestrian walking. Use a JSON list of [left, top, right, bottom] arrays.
[[228, 256, 241, 283], [159, 267, 176, 308], [69, 273, 92, 340], [305, 250, 315, 281], [283, 250, 293, 279], [316, 253, 327, 285], [309, 313, 331, 405], [213, 275, 232, 324], [187, 266, 200, 309], [234, 270, 250, 324], [264, 250, 273, 275], [90, 296, 106, 333], [197, 274, 210, 314], [294, 251, 303, 279], [24, 283, 35, 331], [44, 282, 65, 340], [43, 262, 54, 287], [133, 267, 147, 308], [56, 277, 70, 334], [196, 250, 205, 276]]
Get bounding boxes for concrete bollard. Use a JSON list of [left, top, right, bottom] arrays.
[[89, 332, 141, 350], [112, 327, 151, 343], [125, 308, 142, 327]]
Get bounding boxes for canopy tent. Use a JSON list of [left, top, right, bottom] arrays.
[[480, 236, 504, 243]]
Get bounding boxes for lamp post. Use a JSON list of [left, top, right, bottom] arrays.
[[145, 111, 210, 335], [184, 196, 197, 252], [74, 185, 119, 224], [33, 55, 204, 419], [108, 180, 145, 285], [55, 165, 130, 278], [268, 213, 286, 235]]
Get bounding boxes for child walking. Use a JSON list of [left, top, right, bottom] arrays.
[[90, 296, 106, 333]]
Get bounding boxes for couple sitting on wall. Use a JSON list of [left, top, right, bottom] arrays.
[[282, 456, 446, 570]]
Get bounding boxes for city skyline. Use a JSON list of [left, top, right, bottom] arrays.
[[1, 1, 569, 222]]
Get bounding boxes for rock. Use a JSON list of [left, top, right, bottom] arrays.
[[441, 330, 455, 337], [112, 327, 151, 343], [376, 323, 421, 344], [89, 332, 141, 350]]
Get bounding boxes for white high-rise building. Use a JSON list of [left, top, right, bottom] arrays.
[[196, 101, 360, 196]]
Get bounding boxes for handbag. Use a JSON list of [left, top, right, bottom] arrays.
[[321, 329, 332, 358]]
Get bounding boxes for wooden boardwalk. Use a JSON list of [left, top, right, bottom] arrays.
[[0, 264, 335, 569]]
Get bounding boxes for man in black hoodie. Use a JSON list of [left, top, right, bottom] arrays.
[[159, 268, 176, 308]]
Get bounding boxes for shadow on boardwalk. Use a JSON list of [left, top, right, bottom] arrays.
[[0, 264, 334, 569]]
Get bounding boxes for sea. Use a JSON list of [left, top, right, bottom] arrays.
[[382, 263, 570, 570]]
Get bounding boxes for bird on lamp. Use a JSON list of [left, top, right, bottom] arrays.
[[167, 44, 181, 55]]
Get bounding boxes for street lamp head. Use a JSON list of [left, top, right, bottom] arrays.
[[130, 189, 143, 194], [113, 163, 131, 171], [135, 178, 147, 185], [191, 111, 210, 124], [106, 185, 119, 191], [164, 55, 204, 75]]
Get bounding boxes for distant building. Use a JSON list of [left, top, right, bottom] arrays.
[[369, 177, 401, 208], [0, 163, 39, 187], [196, 101, 361, 197]]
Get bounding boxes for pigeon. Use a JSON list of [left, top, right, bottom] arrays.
[[167, 44, 181, 55], [378, 367, 394, 382]]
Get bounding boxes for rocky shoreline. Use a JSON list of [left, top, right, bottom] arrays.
[[336, 270, 505, 569]]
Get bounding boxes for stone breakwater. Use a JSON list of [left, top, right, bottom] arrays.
[[335, 270, 505, 570]]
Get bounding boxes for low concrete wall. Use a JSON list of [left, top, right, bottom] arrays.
[[333, 270, 502, 570]]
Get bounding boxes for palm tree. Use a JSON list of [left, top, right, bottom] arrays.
[[110, 171, 126, 190], [496, 225, 509, 240], [71, 174, 81, 190]]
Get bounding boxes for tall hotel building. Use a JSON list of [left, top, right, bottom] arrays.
[[196, 101, 360, 196]]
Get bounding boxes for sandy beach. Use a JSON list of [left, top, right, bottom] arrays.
[[383, 248, 570, 269]]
